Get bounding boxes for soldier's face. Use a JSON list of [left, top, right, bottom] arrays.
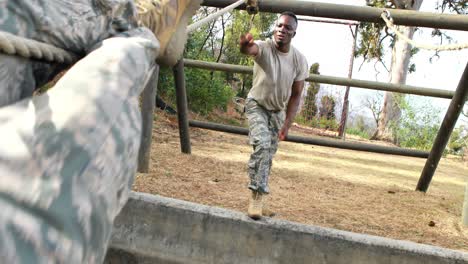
[[273, 15, 297, 46]]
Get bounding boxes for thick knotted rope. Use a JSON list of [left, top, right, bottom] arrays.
[[0, 31, 77, 63], [381, 9, 468, 51], [186, 0, 245, 33]]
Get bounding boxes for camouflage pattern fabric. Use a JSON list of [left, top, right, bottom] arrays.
[[0, 1, 160, 263], [245, 98, 285, 194], [0, 0, 139, 107]]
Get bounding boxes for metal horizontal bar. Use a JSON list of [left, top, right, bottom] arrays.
[[183, 59, 454, 99], [304, 75, 453, 99], [201, 0, 468, 31], [184, 59, 252, 74], [297, 17, 360, 26], [189, 120, 429, 158]]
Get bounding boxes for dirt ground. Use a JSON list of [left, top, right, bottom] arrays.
[[133, 109, 468, 252]]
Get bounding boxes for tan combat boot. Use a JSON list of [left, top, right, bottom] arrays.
[[135, 0, 202, 66], [248, 191, 263, 220], [262, 196, 276, 217]]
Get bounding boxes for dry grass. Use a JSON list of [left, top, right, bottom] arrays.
[[133, 109, 468, 252]]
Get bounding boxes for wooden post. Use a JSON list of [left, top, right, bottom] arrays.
[[138, 66, 159, 173]]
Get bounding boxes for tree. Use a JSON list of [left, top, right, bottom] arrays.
[[436, 0, 468, 14], [448, 126, 468, 155], [301, 63, 321, 120], [357, 0, 467, 142], [357, 0, 423, 142], [319, 95, 336, 120], [394, 96, 441, 150], [361, 92, 384, 139]]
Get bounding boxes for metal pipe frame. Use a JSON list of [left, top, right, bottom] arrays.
[[174, 1, 468, 194], [297, 17, 360, 26], [201, 0, 468, 31], [138, 66, 159, 173], [189, 120, 429, 158], [183, 59, 454, 99], [416, 62, 468, 192], [173, 60, 192, 154]]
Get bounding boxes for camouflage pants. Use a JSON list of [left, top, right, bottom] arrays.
[[245, 98, 285, 194], [0, 1, 160, 263]]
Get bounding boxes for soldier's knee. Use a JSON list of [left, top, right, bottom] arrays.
[[252, 137, 271, 148]]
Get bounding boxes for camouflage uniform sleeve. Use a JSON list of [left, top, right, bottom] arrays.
[[0, 0, 139, 107], [0, 25, 159, 264]]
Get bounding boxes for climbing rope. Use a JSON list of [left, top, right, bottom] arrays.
[[381, 9, 468, 51], [187, 0, 245, 33], [0, 31, 77, 64], [248, 13, 257, 32]]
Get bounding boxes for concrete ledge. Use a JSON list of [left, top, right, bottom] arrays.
[[107, 192, 468, 264]]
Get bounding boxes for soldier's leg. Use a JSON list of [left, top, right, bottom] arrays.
[[260, 110, 286, 218], [267, 110, 286, 174], [246, 99, 273, 194], [0, 27, 159, 264]]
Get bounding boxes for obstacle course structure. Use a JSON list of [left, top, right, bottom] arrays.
[[117, 0, 468, 262], [162, 0, 468, 193]]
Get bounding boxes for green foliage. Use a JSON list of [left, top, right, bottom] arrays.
[[295, 115, 339, 131], [392, 97, 441, 151], [157, 67, 234, 115], [185, 69, 234, 115], [157, 67, 175, 98], [346, 115, 372, 139], [318, 116, 339, 131], [448, 126, 468, 155], [355, 22, 387, 61], [294, 114, 311, 126], [346, 127, 371, 139], [301, 63, 320, 121]]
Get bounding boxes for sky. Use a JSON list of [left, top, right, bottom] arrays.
[[291, 0, 468, 127]]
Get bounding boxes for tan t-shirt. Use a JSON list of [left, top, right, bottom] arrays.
[[247, 39, 308, 111]]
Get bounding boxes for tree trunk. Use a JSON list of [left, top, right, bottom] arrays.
[[375, 0, 423, 142]]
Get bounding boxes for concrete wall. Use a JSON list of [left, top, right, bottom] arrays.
[[106, 192, 468, 264]]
